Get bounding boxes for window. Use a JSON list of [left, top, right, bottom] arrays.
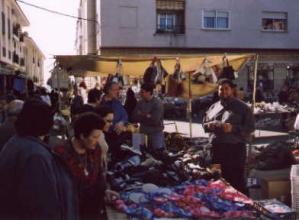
[[262, 12, 287, 32], [2, 12, 5, 35], [156, 0, 185, 34], [8, 51, 11, 60], [7, 18, 10, 39], [157, 13, 176, 32], [2, 47, 6, 57], [203, 10, 229, 29]]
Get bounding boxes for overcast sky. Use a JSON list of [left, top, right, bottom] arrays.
[[18, 0, 80, 83]]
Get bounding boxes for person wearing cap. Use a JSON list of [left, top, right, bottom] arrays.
[[0, 98, 79, 220], [0, 99, 24, 151], [132, 83, 165, 150], [203, 79, 255, 193]]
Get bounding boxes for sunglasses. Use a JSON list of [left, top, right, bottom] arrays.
[[105, 119, 113, 123]]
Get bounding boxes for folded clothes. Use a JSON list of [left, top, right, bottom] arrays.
[[113, 179, 257, 219]]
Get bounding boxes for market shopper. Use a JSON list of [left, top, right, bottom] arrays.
[[53, 112, 118, 220], [132, 83, 165, 150], [101, 81, 128, 134], [96, 106, 114, 168], [0, 98, 78, 220], [100, 82, 130, 161], [0, 99, 24, 151], [203, 79, 255, 193]]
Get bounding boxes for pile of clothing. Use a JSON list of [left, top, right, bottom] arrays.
[[251, 141, 296, 170], [252, 102, 295, 114], [113, 179, 257, 219], [107, 136, 213, 191]]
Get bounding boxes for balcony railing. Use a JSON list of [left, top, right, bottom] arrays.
[[156, 25, 185, 34]]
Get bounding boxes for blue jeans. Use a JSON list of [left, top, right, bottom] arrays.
[[148, 132, 165, 149]]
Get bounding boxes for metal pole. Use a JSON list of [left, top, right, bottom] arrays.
[[252, 54, 259, 111], [188, 72, 192, 138]]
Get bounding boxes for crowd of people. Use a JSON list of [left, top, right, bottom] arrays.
[[0, 77, 166, 220], [0, 74, 260, 220]]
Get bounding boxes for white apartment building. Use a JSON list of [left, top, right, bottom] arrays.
[[76, 0, 299, 94], [0, 0, 45, 96], [24, 34, 45, 86]]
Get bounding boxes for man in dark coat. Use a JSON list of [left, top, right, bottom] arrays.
[[0, 99, 78, 220], [203, 79, 255, 193]]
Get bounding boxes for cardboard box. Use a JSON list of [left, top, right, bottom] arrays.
[[260, 176, 291, 205], [257, 199, 296, 220]]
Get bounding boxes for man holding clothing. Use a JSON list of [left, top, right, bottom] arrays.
[[203, 79, 255, 193]]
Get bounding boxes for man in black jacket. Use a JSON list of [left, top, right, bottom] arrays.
[[203, 79, 255, 193], [0, 99, 78, 220]]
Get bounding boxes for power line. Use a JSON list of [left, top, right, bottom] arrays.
[[16, 0, 97, 22]]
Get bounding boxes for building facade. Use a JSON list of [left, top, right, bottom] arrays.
[[76, 0, 299, 95], [24, 34, 45, 86], [0, 0, 45, 97]]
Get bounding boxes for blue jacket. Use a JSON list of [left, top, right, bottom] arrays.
[[0, 136, 79, 220], [101, 98, 128, 125]]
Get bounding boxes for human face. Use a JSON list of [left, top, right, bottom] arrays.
[[140, 89, 151, 101], [103, 113, 114, 132], [218, 83, 234, 100], [80, 129, 102, 150], [108, 84, 120, 99]]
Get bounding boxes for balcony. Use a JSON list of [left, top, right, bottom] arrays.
[[20, 58, 25, 66], [13, 53, 19, 64], [156, 25, 185, 34], [13, 24, 21, 39], [19, 34, 24, 42]]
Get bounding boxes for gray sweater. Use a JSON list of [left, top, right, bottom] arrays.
[[132, 97, 164, 134], [203, 97, 255, 144]]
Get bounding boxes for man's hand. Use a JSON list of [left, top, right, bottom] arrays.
[[207, 121, 222, 130], [222, 123, 233, 133], [114, 121, 126, 135]]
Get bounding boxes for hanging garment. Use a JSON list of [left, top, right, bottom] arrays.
[[143, 65, 157, 85], [167, 61, 185, 97], [143, 60, 168, 85], [220, 59, 236, 80]]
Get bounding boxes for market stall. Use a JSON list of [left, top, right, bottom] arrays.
[[54, 53, 255, 137], [52, 53, 299, 219]]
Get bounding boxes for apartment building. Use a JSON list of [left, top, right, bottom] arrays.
[[76, 0, 299, 93], [0, 0, 45, 96], [24, 34, 45, 86]]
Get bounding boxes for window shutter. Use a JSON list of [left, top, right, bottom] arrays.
[[156, 0, 185, 10]]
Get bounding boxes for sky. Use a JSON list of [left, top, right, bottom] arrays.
[[18, 0, 80, 84]]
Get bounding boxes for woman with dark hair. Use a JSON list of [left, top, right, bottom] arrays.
[[0, 98, 79, 220], [53, 112, 118, 220], [96, 106, 114, 167]]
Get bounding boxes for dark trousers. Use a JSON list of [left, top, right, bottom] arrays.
[[212, 142, 247, 193]]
